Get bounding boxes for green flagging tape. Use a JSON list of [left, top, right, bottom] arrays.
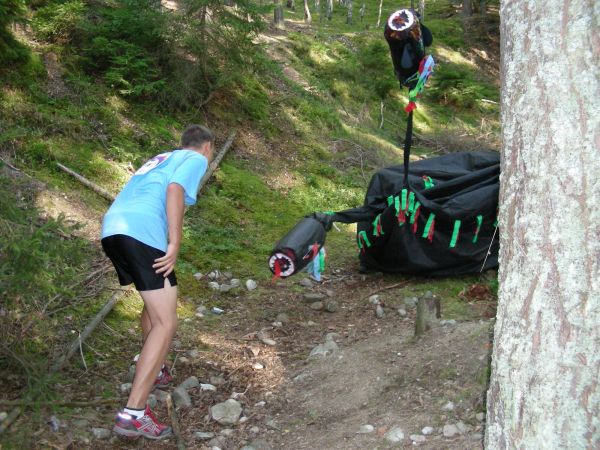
[[387, 195, 394, 206], [394, 196, 400, 216], [319, 248, 326, 271], [493, 218, 498, 228], [372, 215, 384, 236], [450, 220, 461, 248], [422, 213, 435, 239], [473, 215, 483, 243], [408, 192, 415, 214], [358, 230, 371, 248], [324, 211, 334, 215], [423, 176, 435, 189], [401, 189, 408, 211], [410, 201, 421, 224]]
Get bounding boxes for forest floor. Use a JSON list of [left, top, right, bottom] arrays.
[[0, 19, 498, 449]]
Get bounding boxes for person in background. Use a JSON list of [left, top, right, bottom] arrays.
[[101, 125, 214, 440]]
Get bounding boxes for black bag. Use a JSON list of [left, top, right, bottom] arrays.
[[384, 9, 433, 87]]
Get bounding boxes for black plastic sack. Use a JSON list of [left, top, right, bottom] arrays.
[[268, 214, 328, 278], [332, 151, 500, 275]]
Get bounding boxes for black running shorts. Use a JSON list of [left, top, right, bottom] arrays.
[[101, 234, 177, 291]]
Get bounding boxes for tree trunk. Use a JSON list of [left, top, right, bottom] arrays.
[[326, 0, 333, 20], [419, 0, 425, 21], [462, 0, 472, 16], [485, 1, 599, 449], [479, 0, 485, 15], [346, 0, 352, 24], [359, 1, 365, 21], [376, 0, 383, 27], [287, 0, 294, 10], [274, 0, 285, 28], [303, 0, 311, 22]]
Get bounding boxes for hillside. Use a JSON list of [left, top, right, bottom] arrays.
[[0, 0, 500, 448]]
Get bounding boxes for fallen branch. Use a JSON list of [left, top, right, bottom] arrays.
[[0, 398, 121, 407], [364, 281, 410, 299], [197, 130, 237, 194], [0, 157, 33, 178], [50, 289, 130, 373], [56, 163, 115, 202], [166, 394, 186, 450], [0, 408, 21, 434]]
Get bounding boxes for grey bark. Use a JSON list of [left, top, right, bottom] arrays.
[[359, 1, 365, 21], [479, 0, 485, 15], [346, 0, 352, 24], [419, 0, 425, 21], [303, 0, 311, 22], [462, 0, 472, 16], [274, 0, 285, 28], [485, 1, 600, 449], [326, 0, 333, 20], [414, 293, 440, 337], [376, 0, 383, 27]]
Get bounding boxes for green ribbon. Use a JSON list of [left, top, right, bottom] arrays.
[[450, 220, 461, 248], [357, 231, 371, 248], [473, 215, 483, 243], [319, 248, 326, 271], [401, 189, 408, 211], [394, 196, 400, 216], [387, 195, 394, 206], [422, 213, 435, 239], [410, 201, 421, 224], [423, 176, 435, 189], [372, 214, 384, 236]]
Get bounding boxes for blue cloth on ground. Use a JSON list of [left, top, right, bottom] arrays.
[[101, 149, 208, 251]]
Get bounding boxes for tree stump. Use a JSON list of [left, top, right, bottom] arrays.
[[414, 292, 441, 337]]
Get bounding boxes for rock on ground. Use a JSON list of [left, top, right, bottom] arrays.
[[91, 428, 111, 440], [172, 386, 192, 408], [210, 399, 243, 425], [384, 427, 405, 443], [180, 376, 200, 390], [443, 423, 460, 437], [246, 279, 258, 291]]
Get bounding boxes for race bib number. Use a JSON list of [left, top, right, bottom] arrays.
[[135, 152, 172, 175]]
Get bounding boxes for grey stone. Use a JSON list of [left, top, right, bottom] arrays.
[[250, 426, 260, 434], [309, 340, 339, 358], [180, 376, 200, 390], [91, 428, 111, 440], [208, 270, 220, 280], [471, 433, 484, 440], [403, 296, 418, 308], [153, 389, 169, 402], [48, 415, 60, 432], [442, 401, 455, 411], [0, 412, 7, 422], [310, 301, 324, 311], [375, 305, 385, 318], [240, 447, 255, 450], [303, 293, 326, 302], [178, 356, 190, 364], [126, 364, 136, 382], [194, 431, 215, 440], [223, 271, 233, 279], [443, 424, 460, 437], [208, 436, 226, 448], [119, 383, 132, 394], [384, 427, 405, 443], [324, 300, 338, 312], [188, 349, 200, 359], [306, 321, 317, 326], [326, 290, 334, 297], [220, 428, 234, 437], [265, 419, 280, 430], [272, 321, 283, 327], [299, 278, 313, 287], [210, 399, 243, 425], [196, 305, 208, 315], [397, 308, 407, 317], [172, 386, 192, 408], [476, 412, 486, 422], [172, 340, 182, 348], [456, 421, 469, 433], [220, 284, 234, 292], [230, 278, 241, 287], [257, 330, 276, 346], [357, 424, 374, 434], [275, 313, 289, 323], [246, 279, 258, 291], [421, 426, 434, 435], [201, 383, 217, 391], [325, 332, 338, 342], [210, 375, 226, 386], [208, 281, 220, 290], [368, 294, 380, 304], [410, 434, 426, 443], [239, 416, 248, 423], [73, 419, 89, 428], [193, 272, 203, 281], [424, 290, 434, 299], [441, 319, 457, 326], [248, 439, 272, 450], [147, 394, 157, 409]]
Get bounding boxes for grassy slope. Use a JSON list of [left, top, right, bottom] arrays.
[[0, 0, 499, 442]]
